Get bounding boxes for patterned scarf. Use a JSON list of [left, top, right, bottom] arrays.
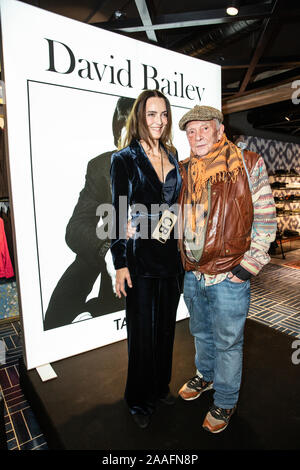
[[184, 134, 244, 254]]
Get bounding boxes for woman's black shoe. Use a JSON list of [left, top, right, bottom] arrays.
[[132, 413, 151, 429], [159, 393, 176, 405]]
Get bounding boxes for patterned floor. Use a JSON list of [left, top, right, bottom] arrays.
[[248, 263, 300, 338], [0, 261, 299, 450], [0, 321, 48, 450]]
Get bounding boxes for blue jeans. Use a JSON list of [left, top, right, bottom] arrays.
[[183, 271, 251, 409]]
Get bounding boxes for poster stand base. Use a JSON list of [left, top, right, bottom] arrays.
[[36, 363, 58, 382]]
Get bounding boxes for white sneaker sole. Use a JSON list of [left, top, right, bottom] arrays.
[[203, 422, 229, 434]]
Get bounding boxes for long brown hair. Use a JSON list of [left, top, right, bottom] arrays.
[[118, 89, 175, 152]]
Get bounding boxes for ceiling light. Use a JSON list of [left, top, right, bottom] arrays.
[[226, 1, 239, 16], [113, 10, 126, 20]]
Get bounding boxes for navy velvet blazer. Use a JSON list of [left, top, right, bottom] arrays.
[[110, 139, 182, 278]]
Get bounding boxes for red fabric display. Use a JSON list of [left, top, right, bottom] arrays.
[[0, 217, 14, 279]]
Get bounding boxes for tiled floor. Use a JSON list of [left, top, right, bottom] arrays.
[[249, 262, 300, 337], [0, 321, 48, 450], [0, 256, 300, 450]]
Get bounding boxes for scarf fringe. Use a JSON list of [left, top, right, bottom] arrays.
[[208, 166, 243, 187]]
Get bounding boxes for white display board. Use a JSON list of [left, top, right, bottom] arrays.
[[0, 0, 221, 369]]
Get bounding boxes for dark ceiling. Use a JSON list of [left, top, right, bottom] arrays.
[[21, 0, 300, 140]]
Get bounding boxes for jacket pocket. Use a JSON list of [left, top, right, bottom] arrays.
[[223, 234, 251, 257]]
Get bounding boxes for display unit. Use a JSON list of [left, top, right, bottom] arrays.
[[269, 170, 300, 258]]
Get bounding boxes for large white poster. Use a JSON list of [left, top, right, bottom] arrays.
[[0, 0, 221, 369]]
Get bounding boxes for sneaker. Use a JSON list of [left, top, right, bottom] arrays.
[[202, 404, 236, 434], [178, 375, 213, 401]]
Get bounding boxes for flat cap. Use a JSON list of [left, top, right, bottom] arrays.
[[179, 105, 223, 130]]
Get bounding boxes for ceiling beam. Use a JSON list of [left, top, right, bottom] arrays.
[[92, 3, 273, 33], [222, 76, 300, 114], [237, 0, 281, 95], [84, 1, 106, 23], [221, 57, 300, 70], [135, 0, 157, 42], [248, 67, 300, 90]]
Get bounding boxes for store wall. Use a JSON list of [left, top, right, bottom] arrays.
[[237, 135, 300, 233], [237, 135, 300, 174]]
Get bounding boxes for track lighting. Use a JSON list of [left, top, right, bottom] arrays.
[[226, 1, 239, 16]]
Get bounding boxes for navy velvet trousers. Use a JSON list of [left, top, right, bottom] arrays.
[[125, 276, 181, 416]]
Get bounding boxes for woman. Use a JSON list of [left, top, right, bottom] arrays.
[[110, 90, 182, 429]]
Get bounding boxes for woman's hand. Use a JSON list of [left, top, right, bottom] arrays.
[[115, 267, 132, 298]]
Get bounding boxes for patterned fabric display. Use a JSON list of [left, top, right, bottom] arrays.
[[0, 281, 19, 319], [238, 135, 300, 233]]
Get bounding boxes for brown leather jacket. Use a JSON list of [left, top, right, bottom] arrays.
[[178, 150, 260, 274]]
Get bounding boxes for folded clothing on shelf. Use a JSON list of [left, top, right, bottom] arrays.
[[271, 182, 287, 188], [283, 229, 300, 237], [286, 182, 300, 188], [284, 195, 300, 200], [271, 168, 299, 177]]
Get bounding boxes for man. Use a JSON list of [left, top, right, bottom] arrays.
[[177, 105, 276, 433]]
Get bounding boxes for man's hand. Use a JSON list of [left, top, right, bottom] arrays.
[[126, 219, 136, 239], [115, 267, 132, 298], [227, 273, 245, 283]]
